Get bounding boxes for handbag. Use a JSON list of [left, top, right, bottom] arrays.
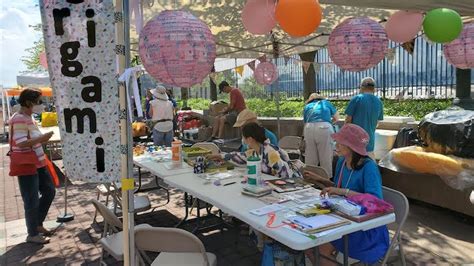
[[8, 119, 39, 176]]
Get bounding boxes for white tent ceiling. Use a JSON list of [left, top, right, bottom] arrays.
[[135, 0, 473, 58]]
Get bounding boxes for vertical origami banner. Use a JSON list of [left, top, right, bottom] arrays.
[[39, 0, 120, 182]]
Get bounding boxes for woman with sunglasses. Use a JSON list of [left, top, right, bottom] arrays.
[[9, 88, 56, 244]]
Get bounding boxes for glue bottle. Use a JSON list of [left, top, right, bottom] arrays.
[[171, 139, 182, 165], [247, 152, 262, 186]]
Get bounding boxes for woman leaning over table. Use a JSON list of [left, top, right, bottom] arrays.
[[303, 92, 339, 177], [10, 89, 56, 244], [209, 122, 302, 179], [304, 123, 389, 265]]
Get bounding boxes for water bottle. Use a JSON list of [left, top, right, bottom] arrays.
[[247, 152, 262, 186]]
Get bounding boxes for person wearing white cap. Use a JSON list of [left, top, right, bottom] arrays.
[[344, 77, 384, 158], [149, 86, 174, 147], [303, 93, 339, 177], [233, 109, 278, 152]]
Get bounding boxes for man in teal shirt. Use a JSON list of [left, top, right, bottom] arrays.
[[345, 77, 383, 158], [233, 109, 278, 152]]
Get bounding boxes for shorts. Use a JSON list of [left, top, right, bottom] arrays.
[[225, 111, 238, 125]]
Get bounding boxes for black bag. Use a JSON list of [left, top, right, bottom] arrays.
[[392, 127, 418, 149]]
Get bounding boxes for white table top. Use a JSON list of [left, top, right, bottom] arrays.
[[164, 172, 395, 251], [134, 152, 193, 178], [37, 125, 61, 142]]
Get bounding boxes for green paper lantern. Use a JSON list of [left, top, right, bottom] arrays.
[[423, 8, 463, 43]]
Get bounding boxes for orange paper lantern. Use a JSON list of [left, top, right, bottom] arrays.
[[275, 0, 322, 37]]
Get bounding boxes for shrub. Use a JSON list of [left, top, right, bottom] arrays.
[[178, 98, 453, 121]]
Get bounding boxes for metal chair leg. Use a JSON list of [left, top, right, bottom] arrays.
[[399, 235, 407, 266], [92, 190, 101, 224]]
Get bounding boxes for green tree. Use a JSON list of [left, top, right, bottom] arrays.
[[21, 24, 45, 72], [239, 76, 266, 98]]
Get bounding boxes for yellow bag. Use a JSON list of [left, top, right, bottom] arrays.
[[41, 112, 58, 127]]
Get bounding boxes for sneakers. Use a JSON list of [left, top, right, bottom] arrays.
[[26, 235, 50, 244]]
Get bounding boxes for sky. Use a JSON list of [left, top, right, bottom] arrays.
[[0, 0, 42, 87]]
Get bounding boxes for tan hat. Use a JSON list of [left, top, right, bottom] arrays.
[[150, 86, 168, 101], [306, 92, 325, 104], [360, 77, 375, 88], [233, 109, 257, 127]]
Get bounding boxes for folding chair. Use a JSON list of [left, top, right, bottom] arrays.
[[380, 186, 409, 266], [303, 164, 332, 188], [135, 226, 217, 266], [90, 200, 151, 265], [279, 136, 303, 160]]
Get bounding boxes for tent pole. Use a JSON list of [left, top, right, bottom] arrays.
[[116, 0, 135, 265], [271, 36, 281, 138]]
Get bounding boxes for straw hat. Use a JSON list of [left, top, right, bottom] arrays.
[[150, 86, 168, 101], [305, 92, 325, 104], [233, 109, 257, 127]]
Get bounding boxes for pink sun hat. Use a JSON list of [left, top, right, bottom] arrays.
[[331, 124, 370, 156]]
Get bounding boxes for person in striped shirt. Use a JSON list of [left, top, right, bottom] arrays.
[[10, 88, 55, 244]]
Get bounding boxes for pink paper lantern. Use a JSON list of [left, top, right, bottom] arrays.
[[328, 17, 389, 72], [254, 61, 278, 85], [39, 52, 48, 69], [139, 11, 216, 87], [241, 0, 276, 35], [385, 11, 424, 43], [444, 22, 474, 69]]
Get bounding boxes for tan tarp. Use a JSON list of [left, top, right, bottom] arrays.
[[136, 0, 473, 58]]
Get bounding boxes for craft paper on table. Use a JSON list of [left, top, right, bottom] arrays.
[[249, 204, 286, 216], [39, 0, 119, 182]]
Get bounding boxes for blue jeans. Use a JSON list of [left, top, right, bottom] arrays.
[[153, 129, 173, 147], [18, 167, 56, 237]]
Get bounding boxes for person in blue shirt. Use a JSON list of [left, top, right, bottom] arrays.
[[304, 124, 389, 264], [232, 109, 278, 152], [345, 77, 383, 158], [303, 93, 339, 177]]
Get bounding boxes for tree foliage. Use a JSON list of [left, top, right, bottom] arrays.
[[21, 24, 45, 72]]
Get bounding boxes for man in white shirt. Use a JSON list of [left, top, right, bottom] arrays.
[[149, 86, 174, 147]]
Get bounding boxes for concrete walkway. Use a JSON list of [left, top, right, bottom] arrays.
[[1, 144, 473, 265]]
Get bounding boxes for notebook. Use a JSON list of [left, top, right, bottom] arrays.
[[289, 214, 350, 234]]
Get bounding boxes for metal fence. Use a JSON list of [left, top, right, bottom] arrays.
[[188, 37, 473, 100]]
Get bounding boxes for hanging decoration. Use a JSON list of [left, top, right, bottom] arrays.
[[302, 61, 312, 74], [275, 0, 322, 37], [254, 61, 278, 85], [284, 56, 291, 65], [209, 72, 218, 84], [325, 63, 334, 74], [39, 51, 48, 69], [139, 11, 217, 88], [423, 8, 463, 43], [328, 17, 388, 72], [444, 22, 474, 69], [258, 54, 267, 63], [241, 0, 276, 35], [402, 39, 416, 55], [235, 65, 245, 77], [247, 60, 256, 71], [385, 11, 424, 43]]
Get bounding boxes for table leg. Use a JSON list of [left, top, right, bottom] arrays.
[[343, 234, 349, 266], [313, 246, 321, 266], [175, 192, 189, 228]]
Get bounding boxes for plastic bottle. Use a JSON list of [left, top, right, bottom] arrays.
[[171, 140, 182, 165], [247, 152, 262, 186]]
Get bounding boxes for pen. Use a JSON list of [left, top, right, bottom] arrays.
[[223, 181, 236, 186]]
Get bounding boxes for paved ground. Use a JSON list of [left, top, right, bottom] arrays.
[[0, 141, 473, 265]]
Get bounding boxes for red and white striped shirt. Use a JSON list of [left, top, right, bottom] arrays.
[[10, 113, 46, 168]]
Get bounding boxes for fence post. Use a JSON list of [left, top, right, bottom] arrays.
[[382, 59, 387, 99], [454, 68, 474, 110]]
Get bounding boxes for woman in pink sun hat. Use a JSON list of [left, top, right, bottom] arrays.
[[304, 124, 389, 264]]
